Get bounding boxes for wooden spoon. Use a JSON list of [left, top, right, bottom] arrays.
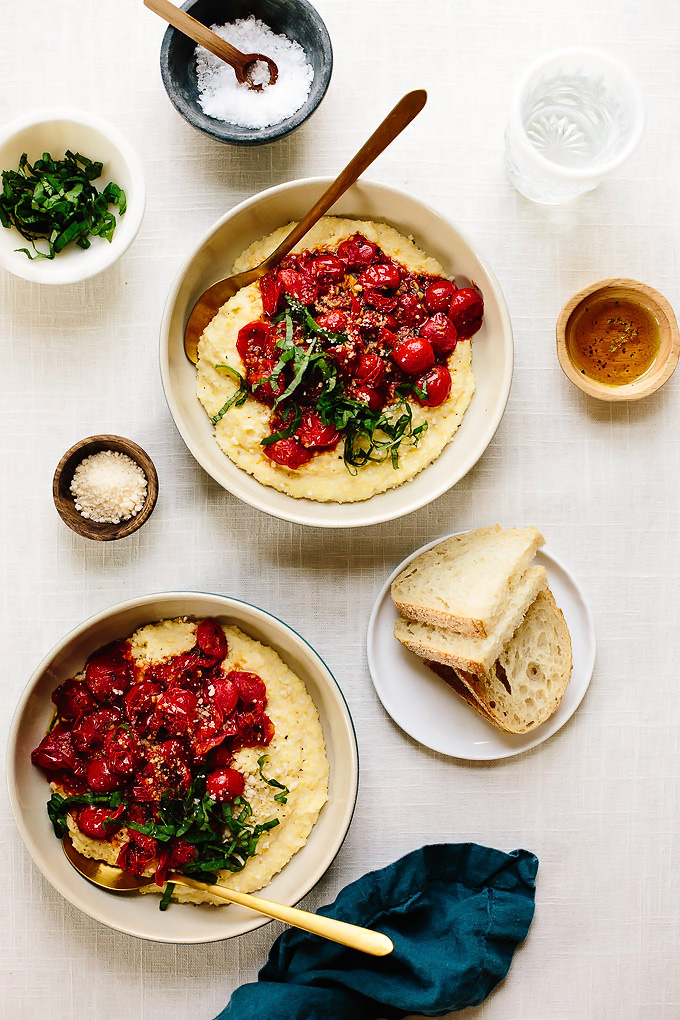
[[145, 0, 278, 91], [62, 835, 393, 956], [183, 88, 428, 362]]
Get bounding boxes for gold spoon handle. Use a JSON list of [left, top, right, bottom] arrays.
[[169, 873, 394, 956], [260, 89, 428, 273], [144, 0, 254, 76]]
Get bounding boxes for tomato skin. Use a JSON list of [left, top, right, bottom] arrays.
[[124, 682, 162, 733], [71, 708, 122, 754], [362, 288, 398, 313], [316, 309, 348, 332], [347, 383, 384, 411], [228, 671, 267, 707], [336, 233, 379, 268], [105, 726, 143, 775], [414, 364, 452, 406], [84, 642, 133, 703], [76, 803, 125, 839], [424, 280, 457, 313], [236, 320, 275, 365], [51, 678, 99, 720], [448, 288, 484, 338], [117, 830, 158, 877], [205, 767, 245, 802], [263, 437, 313, 469], [358, 262, 401, 290], [419, 313, 458, 355], [31, 730, 84, 775], [310, 253, 346, 282], [355, 353, 386, 387], [153, 688, 198, 738], [396, 292, 427, 327], [392, 336, 435, 375], [196, 619, 228, 661], [86, 755, 123, 792], [296, 411, 340, 450], [259, 273, 283, 317], [211, 676, 239, 715]]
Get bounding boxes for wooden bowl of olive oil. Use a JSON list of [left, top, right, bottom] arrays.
[[556, 279, 680, 401]]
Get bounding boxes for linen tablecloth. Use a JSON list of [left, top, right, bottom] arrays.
[[1, 1, 679, 1017]]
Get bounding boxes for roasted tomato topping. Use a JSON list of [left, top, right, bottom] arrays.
[[392, 336, 435, 375], [71, 708, 122, 754], [76, 803, 126, 840], [51, 678, 99, 720], [415, 364, 453, 406], [358, 262, 401, 290], [229, 671, 267, 707], [296, 411, 340, 450], [263, 437, 313, 469], [31, 730, 83, 775], [117, 830, 158, 877], [424, 279, 457, 313], [419, 313, 458, 355], [86, 755, 123, 792], [196, 619, 228, 661], [84, 641, 133, 702], [205, 768, 246, 803], [448, 287, 484, 338], [336, 233, 379, 267]]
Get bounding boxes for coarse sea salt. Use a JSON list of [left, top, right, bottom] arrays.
[[70, 449, 147, 524], [195, 16, 314, 129]]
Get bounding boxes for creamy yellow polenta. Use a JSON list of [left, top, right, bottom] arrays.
[[196, 217, 476, 503], [66, 618, 329, 906]]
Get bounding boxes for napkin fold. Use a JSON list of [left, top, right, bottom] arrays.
[[216, 842, 538, 1020]]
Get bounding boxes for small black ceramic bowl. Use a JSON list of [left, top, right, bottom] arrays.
[[159, 0, 333, 146]]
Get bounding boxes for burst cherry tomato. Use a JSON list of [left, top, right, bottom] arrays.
[[84, 641, 133, 702], [310, 253, 346, 282], [124, 682, 162, 732], [414, 364, 452, 406], [362, 289, 398, 313], [31, 730, 83, 775], [259, 273, 283, 317], [51, 678, 99, 720], [263, 437, 313, 469], [277, 268, 317, 305], [358, 262, 401, 290], [315, 309, 348, 332], [86, 755, 122, 792], [419, 313, 458, 354], [296, 411, 340, 450], [205, 767, 246, 802], [71, 708, 122, 754], [196, 619, 228, 661], [348, 383, 384, 411], [154, 688, 198, 738], [392, 336, 435, 375], [210, 676, 239, 715], [448, 288, 484, 338], [105, 726, 143, 775], [229, 671, 267, 707], [236, 320, 275, 365], [76, 803, 126, 839], [424, 280, 457, 313], [117, 831, 158, 877], [336, 233, 378, 267], [155, 839, 196, 887], [396, 292, 427, 327], [355, 353, 386, 387]]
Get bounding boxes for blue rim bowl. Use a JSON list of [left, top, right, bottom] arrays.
[[159, 0, 333, 146]]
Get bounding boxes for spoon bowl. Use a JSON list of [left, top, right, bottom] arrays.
[[62, 835, 393, 955]]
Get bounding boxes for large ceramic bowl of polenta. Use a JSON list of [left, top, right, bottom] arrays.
[[7, 592, 358, 943], [160, 178, 513, 527]]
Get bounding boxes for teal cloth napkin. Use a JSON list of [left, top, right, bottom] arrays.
[[216, 843, 538, 1019]]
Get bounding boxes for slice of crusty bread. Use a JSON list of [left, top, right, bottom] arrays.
[[391, 526, 545, 638], [426, 660, 501, 726], [394, 564, 548, 677], [429, 589, 573, 733]]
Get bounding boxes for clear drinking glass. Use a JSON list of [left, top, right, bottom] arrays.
[[504, 48, 645, 204]]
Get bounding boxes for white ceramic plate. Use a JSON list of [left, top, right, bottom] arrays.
[[0, 109, 145, 284], [160, 177, 513, 527], [367, 538, 595, 759], [7, 592, 358, 943]]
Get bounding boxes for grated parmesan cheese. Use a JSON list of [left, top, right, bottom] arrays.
[[70, 449, 147, 524]]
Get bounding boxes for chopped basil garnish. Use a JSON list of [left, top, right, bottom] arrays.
[[47, 790, 124, 838], [211, 364, 250, 425], [0, 150, 126, 260], [159, 882, 175, 911], [257, 754, 290, 804]]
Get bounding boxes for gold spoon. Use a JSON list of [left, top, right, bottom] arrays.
[[183, 88, 428, 363], [145, 0, 278, 92], [62, 835, 393, 956]]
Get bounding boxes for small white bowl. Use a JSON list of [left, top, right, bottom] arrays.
[[0, 109, 145, 284], [7, 592, 358, 943], [160, 178, 514, 528]]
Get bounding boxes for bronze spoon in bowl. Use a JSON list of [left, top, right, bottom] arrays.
[[62, 835, 393, 956], [145, 0, 278, 91], [183, 88, 428, 363]]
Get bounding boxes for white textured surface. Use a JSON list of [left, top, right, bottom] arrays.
[[1, 1, 679, 1018]]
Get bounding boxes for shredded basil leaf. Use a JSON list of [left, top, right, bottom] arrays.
[[0, 150, 127, 260], [159, 882, 175, 911], [257, 754, 290, 804], [211, 364, 250, 425]]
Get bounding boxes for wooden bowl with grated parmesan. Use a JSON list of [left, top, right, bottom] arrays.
[[53, 435, 158, 540]]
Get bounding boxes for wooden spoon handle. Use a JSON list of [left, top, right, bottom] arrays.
[[168, 873, 394, 956], [261, 89, 428, 271], [144, 0, 247, 71]]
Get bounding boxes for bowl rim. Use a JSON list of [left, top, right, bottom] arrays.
[[555, 276, 680, 401], [158, 0, 333, 146], [159, 175, 514, 528], [6, 590, 359, 943], [0, 107, 146, 284]]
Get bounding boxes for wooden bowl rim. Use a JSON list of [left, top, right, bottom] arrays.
[[52, 435, 158, 541], [556, 277, 680, 401]]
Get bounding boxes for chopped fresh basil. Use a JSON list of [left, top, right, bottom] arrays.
[[159, 882, 175, 911], [0, 150, 126, 260], [257, 754, 290, 804], [211, 364, 250, 425], [47, 790, 125, 838]]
